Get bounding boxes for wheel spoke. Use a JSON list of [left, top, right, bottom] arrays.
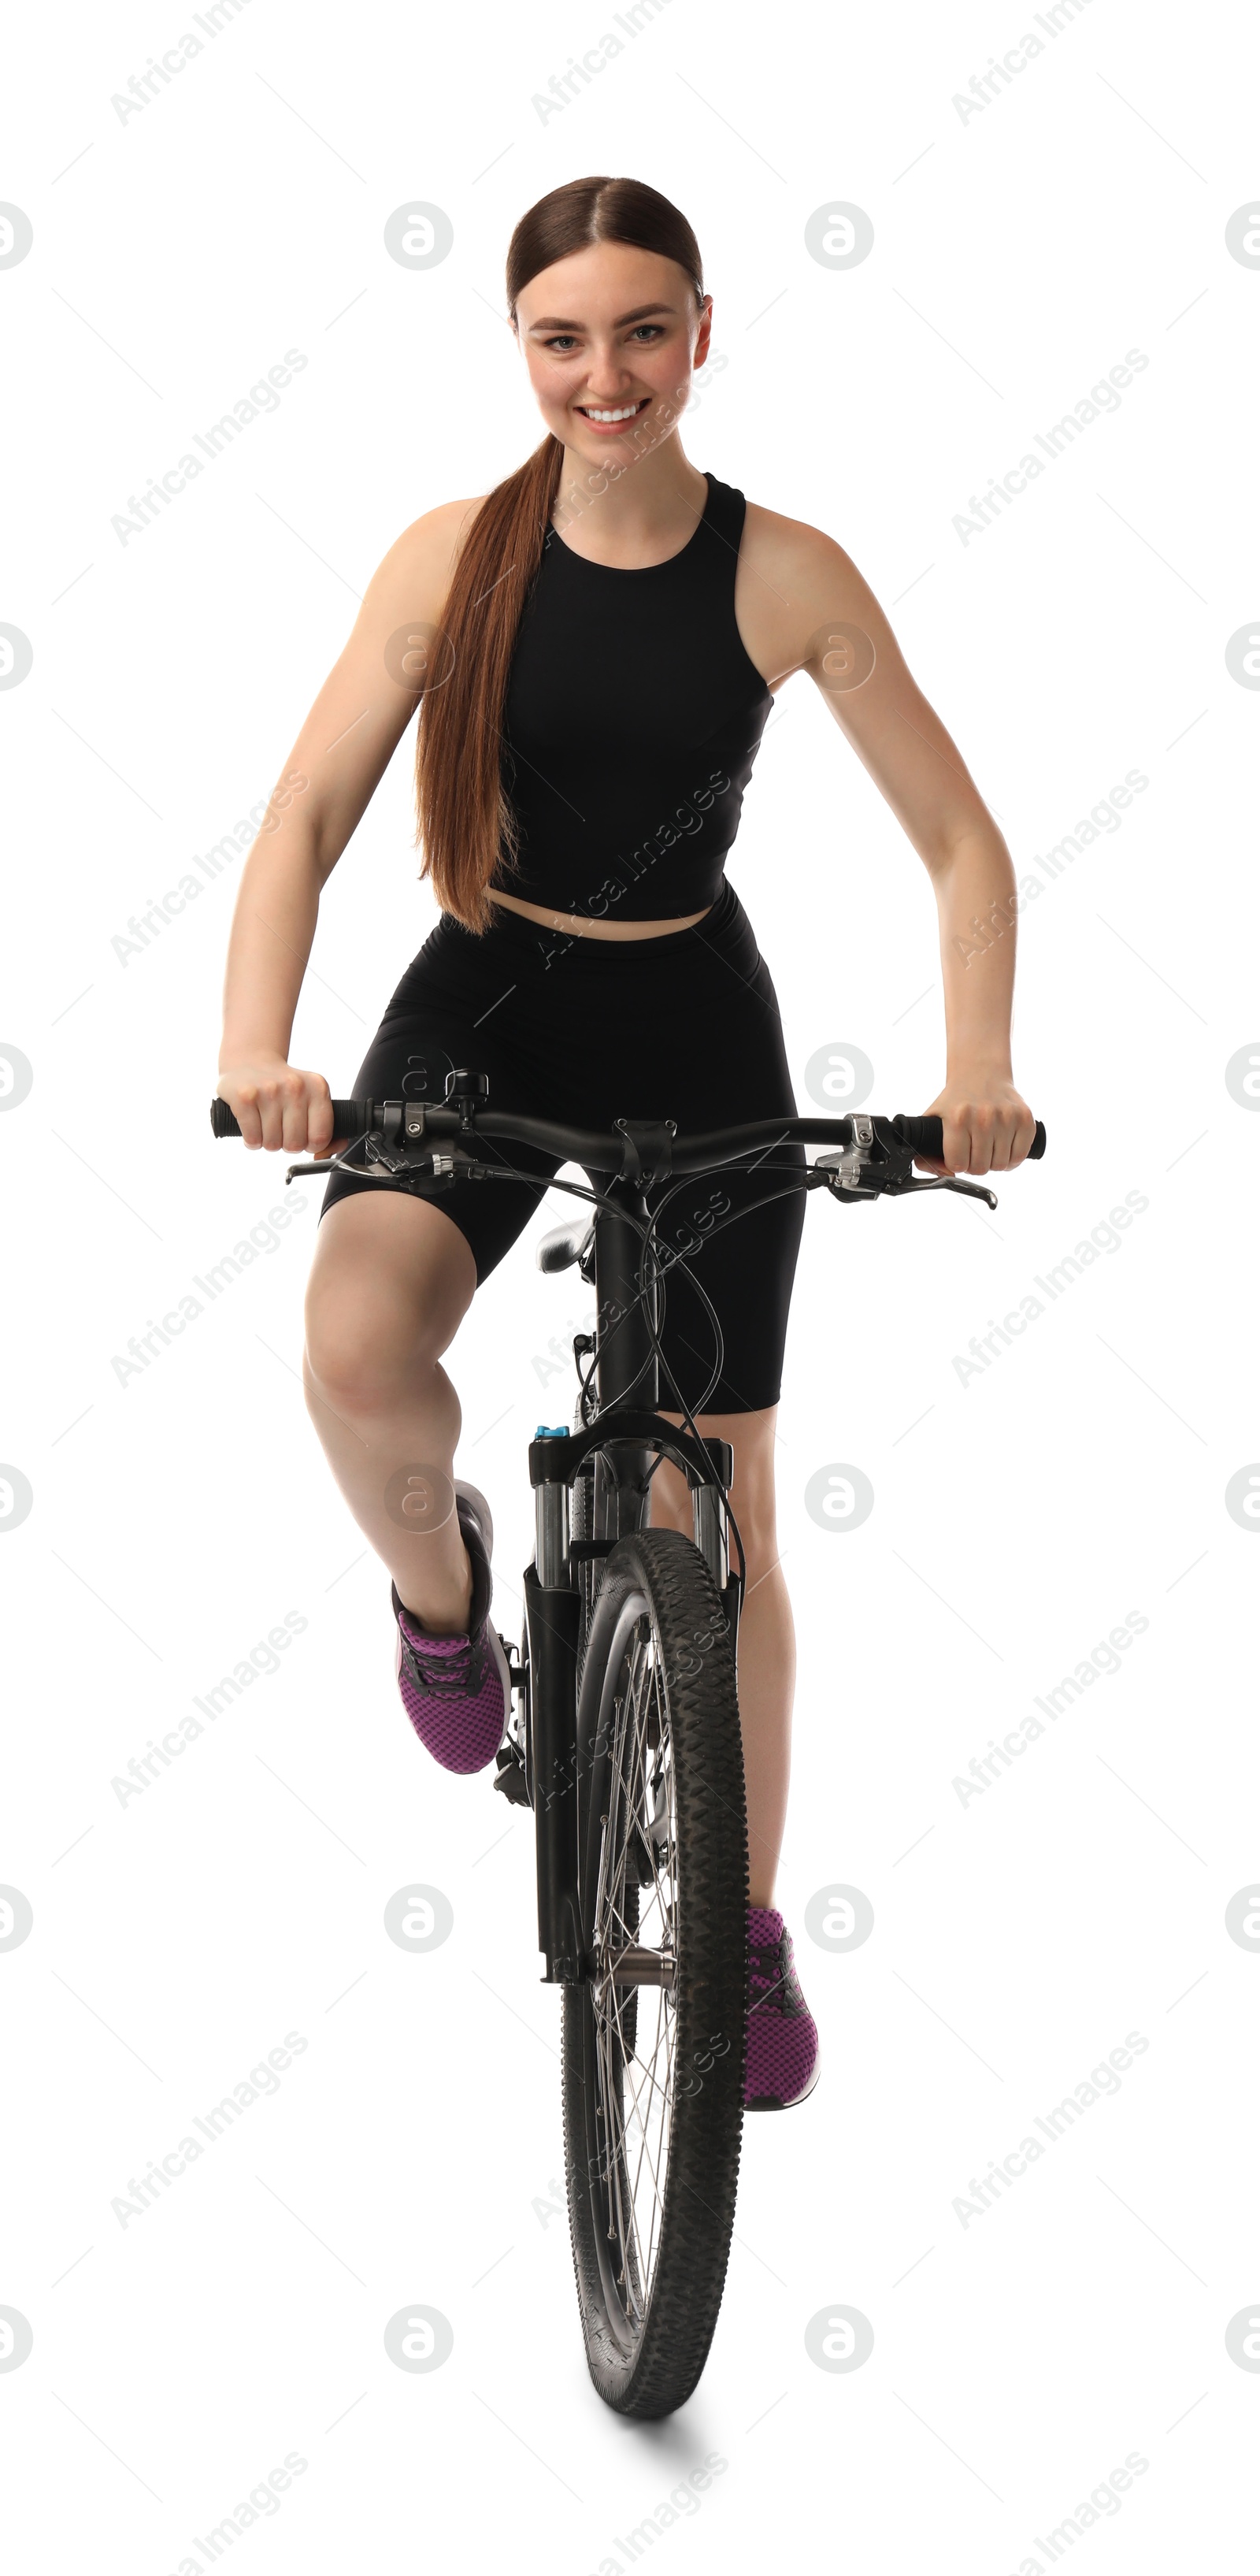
[[587, 1602, 685, 2338], [622, 2021, 671, 2229]]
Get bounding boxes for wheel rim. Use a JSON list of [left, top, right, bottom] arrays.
[[587, 1596, 680, 2351]]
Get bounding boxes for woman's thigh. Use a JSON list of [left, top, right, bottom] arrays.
[[632, 919, 806, 1416], [317, 915, 563, 1284], [305, 1189, 477, 1397], [645, 1173, 805, 1416]]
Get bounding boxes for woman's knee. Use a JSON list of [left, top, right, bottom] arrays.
[[303, 1284, 441, 1416], [303, 1198, 475, 1415], [652, 1408, 780, 1564], [728, 1437, 776, 1527], [728, 1476, 780, 1583]]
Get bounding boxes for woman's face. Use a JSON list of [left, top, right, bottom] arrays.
[[513, 241, 712, 465]]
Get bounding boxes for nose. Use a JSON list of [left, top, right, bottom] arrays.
[[578, 374, 646, 400], [576, 343, 645, 395]]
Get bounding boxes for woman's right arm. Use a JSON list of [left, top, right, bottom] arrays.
[[216, 496, 480, 1153]]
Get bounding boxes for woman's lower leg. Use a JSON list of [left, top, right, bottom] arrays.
[[726, 1550, 795, 1910], [652, 1407, 791, 1911], [302, 1193, 479, 1633]]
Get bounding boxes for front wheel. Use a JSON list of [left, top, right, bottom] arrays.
[[561, 1527, 749, 2417]]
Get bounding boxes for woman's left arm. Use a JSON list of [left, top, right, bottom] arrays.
[[920, 818, 1032, 1175], [747, 511, 1037, 1175]]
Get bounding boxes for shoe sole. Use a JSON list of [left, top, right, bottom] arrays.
[[454, 1479, 494, 1562], [744, 2051, 822, 2113]]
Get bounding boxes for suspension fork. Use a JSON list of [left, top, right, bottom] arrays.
[[524, 1190, 653, 1988], [528, 1190, 743, 1985]]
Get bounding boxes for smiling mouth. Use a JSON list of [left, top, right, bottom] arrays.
[[575, 397, 652, 425]]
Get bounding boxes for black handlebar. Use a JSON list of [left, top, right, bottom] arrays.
[[209, 1095, 1046, 1168]]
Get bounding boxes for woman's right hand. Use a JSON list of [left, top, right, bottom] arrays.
[[216, 1059, 336, 1154]]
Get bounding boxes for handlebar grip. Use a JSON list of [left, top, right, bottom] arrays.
[[209, 1097, 362, 1141], [894, 1114, 1046, 1160]]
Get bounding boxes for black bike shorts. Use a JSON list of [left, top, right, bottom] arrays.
[[320, 875, 806, 1414]]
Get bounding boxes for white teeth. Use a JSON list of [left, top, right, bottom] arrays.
[[580, 403, 643, 422]]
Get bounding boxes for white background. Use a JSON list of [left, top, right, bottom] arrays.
[[2, 0, 1258, 2566]]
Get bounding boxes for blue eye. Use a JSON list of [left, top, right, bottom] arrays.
[[543, 324, 665, 352]]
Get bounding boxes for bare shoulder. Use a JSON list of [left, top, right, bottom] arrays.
[[738, 499, 899, 687], [742, 499, 876, 606], [363, 493, 491, 624]]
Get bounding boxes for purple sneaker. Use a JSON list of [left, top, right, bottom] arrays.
[[391, 1483, 510, 1775], [743, 1904, 821, 2110]]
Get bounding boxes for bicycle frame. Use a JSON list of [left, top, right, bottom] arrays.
[[222, 1068, 1043, 1986]]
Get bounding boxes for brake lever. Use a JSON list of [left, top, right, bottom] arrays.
[[884, 1172, 999, 1211], [813, 1141, 999, 1212], [281, 1134, 470, 1186], [282, 1132, 370, 1185]]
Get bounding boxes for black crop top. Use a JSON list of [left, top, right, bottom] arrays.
[[494, 470, 773, 922]]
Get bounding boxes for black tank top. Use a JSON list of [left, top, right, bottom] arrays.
[[494, 470, 773, 922]]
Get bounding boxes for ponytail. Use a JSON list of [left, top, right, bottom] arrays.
[[415, 436, 563, 932]]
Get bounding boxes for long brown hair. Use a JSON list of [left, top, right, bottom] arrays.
[[414, 176, 705, 930]]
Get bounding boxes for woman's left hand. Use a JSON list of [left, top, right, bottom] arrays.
[[914, 1075, 1037, 1175]]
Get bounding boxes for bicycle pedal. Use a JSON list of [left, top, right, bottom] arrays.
[[492, 1742, 530, 1807]]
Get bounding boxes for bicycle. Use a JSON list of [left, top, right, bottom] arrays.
[[211, 1072, 1046, 2416]]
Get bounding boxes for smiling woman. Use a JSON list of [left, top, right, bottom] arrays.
[[215, 172, 1039, 2158]]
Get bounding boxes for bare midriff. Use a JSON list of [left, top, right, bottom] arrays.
[[487, 889, 713, 940]]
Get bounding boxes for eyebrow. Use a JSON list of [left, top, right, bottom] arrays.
[[525, 303, 678, 332]]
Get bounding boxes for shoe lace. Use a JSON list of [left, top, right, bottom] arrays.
[[400, 1621, 490, 1698], [747, 1936, 787, 2003], [748, 1932, 810, 2021]]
